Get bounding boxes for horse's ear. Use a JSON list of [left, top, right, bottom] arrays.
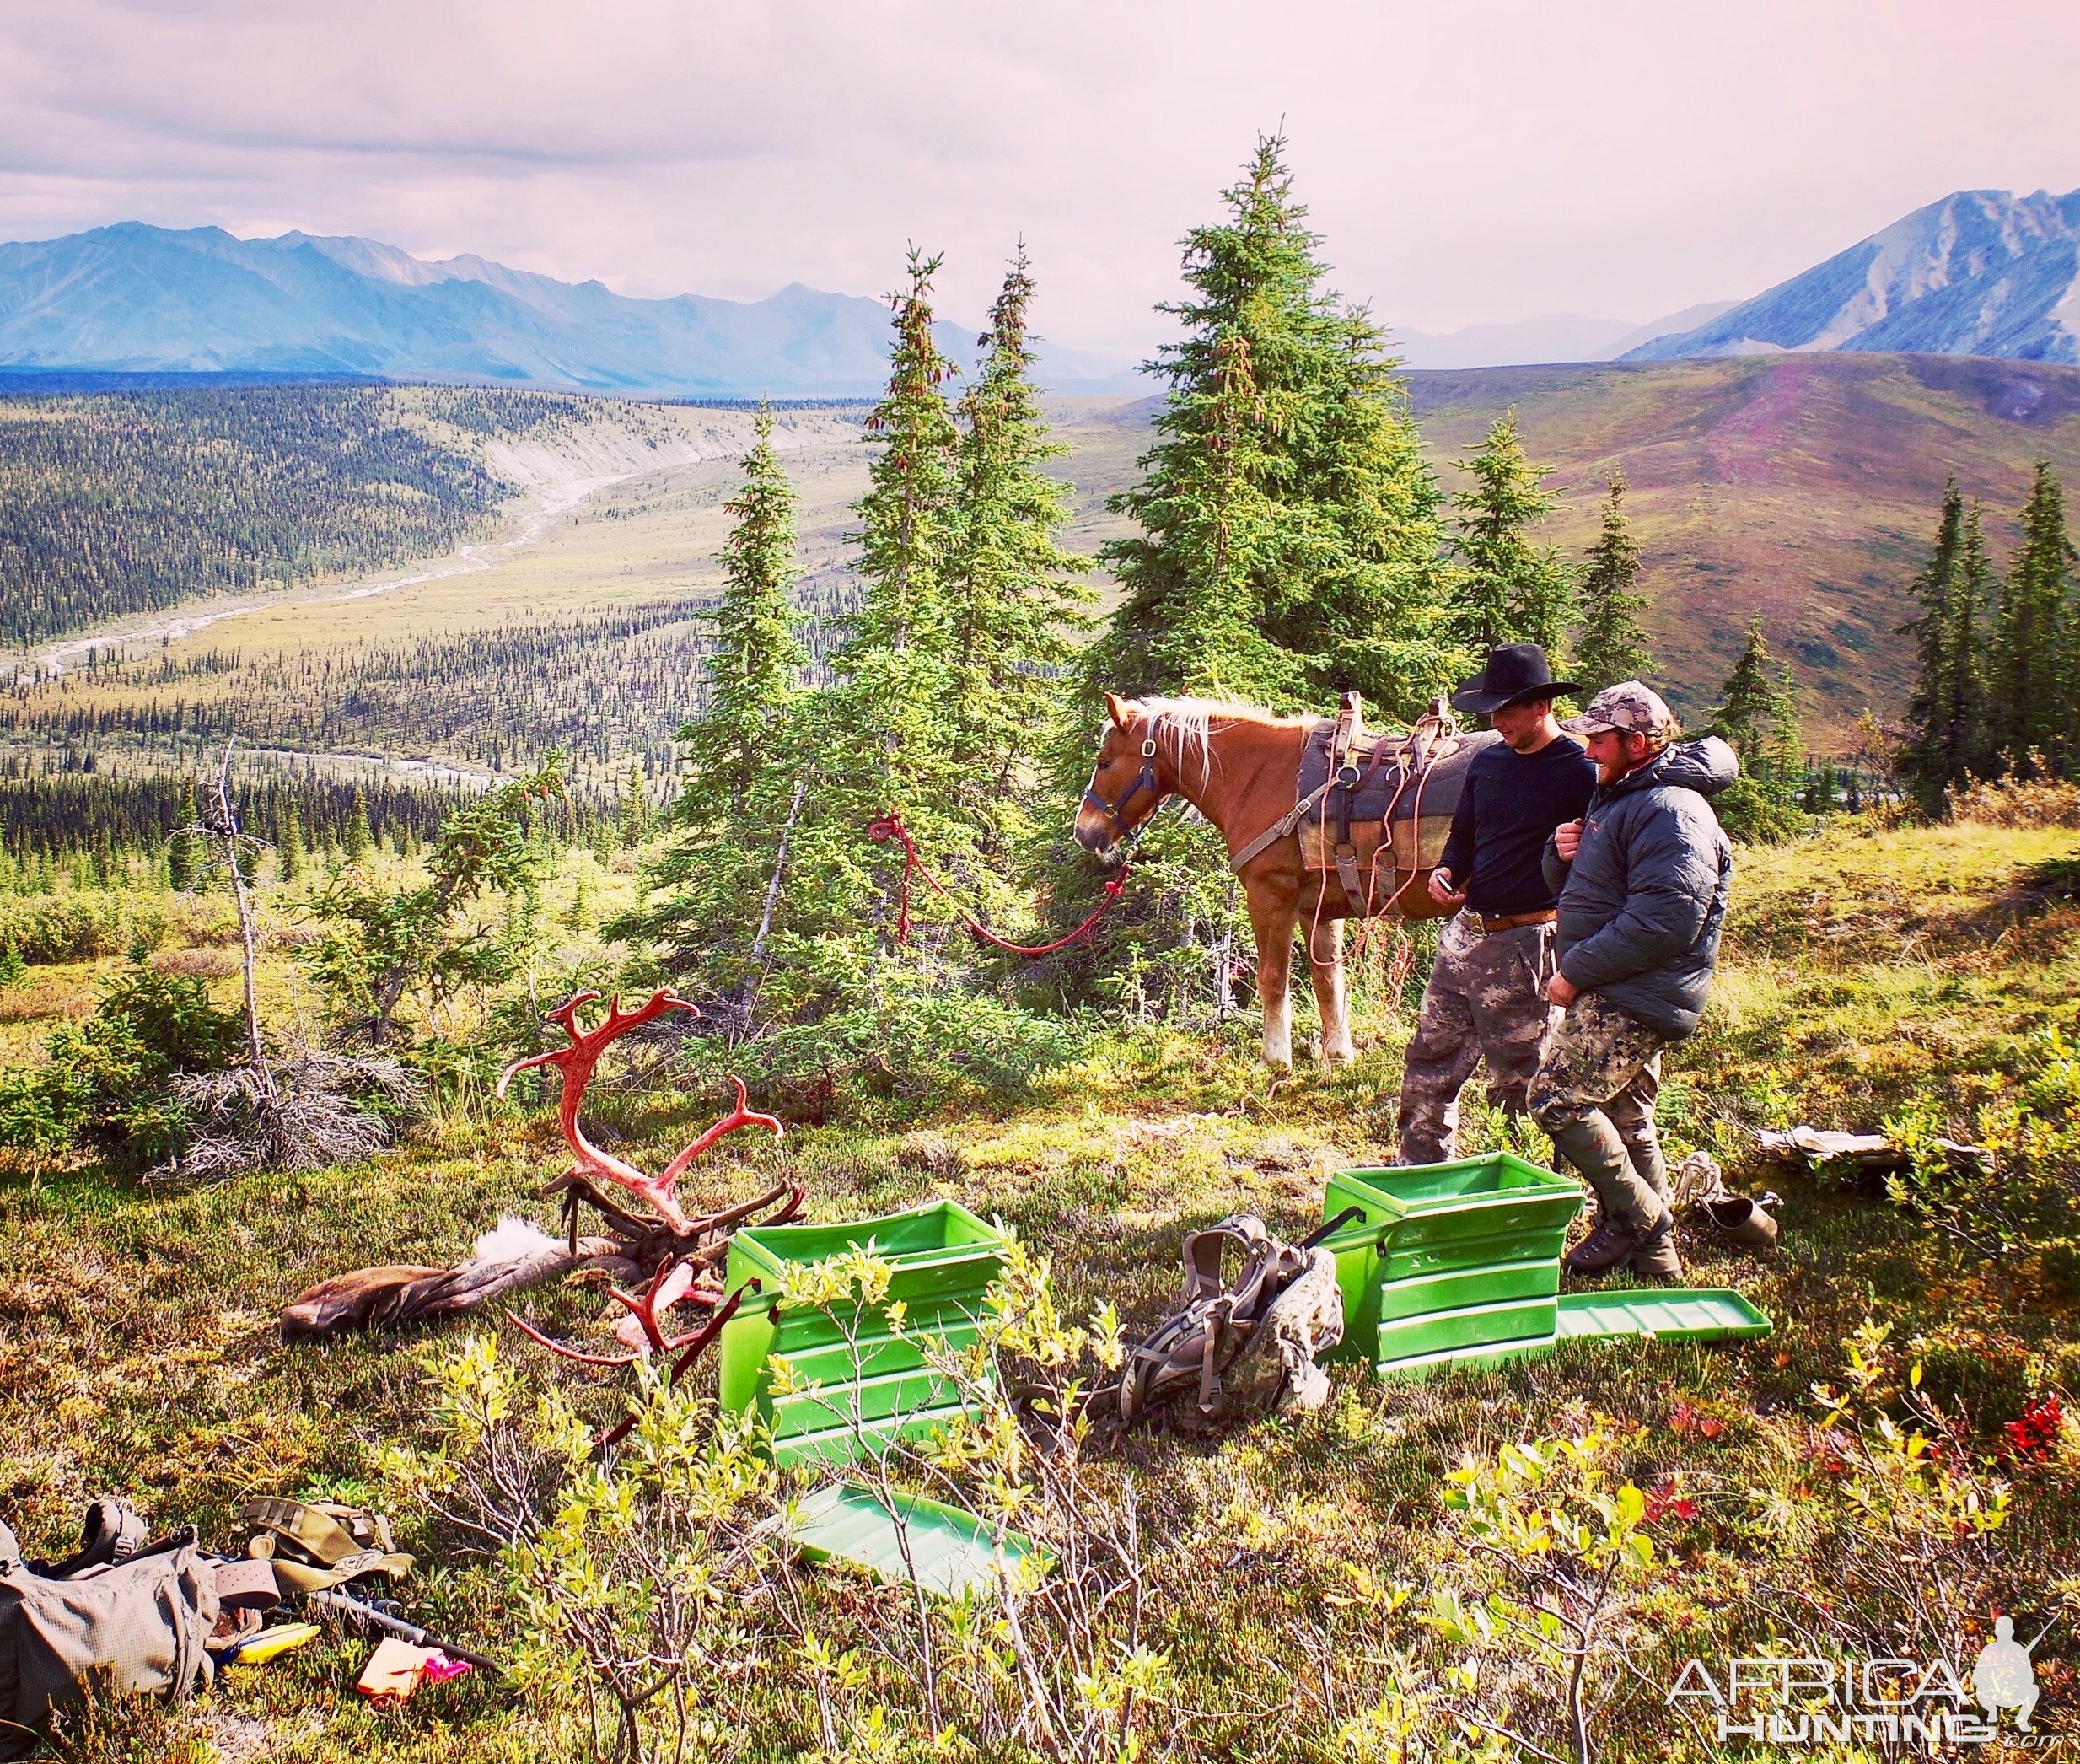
[[1104, 691, 1131, 729]]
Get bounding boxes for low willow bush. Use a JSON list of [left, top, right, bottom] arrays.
[[0, 887, 239, 966]]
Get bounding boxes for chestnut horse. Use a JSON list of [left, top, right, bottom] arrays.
[[1074, 692, 1450, 1069]]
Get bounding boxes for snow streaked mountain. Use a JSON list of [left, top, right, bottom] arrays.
[[0, 223, 1136, 395], [1625, 189, 2080, 365]]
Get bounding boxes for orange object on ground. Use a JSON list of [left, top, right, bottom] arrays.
[[356, 1636, 433, 1702]]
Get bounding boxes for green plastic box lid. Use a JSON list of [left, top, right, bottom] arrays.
[[779, 1482, 1048, 1600], [1555, 1288, 1772, 1342]]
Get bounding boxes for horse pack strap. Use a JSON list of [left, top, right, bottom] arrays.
[[1330, 692, 1373, 915], [1229, 779, 1336, 874]]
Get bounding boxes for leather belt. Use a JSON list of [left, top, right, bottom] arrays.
[[1475, 909, 1556, 933]]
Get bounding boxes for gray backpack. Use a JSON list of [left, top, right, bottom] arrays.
[[0, 1502, 220, 1758], [1117, 1216, 1346, 1426]]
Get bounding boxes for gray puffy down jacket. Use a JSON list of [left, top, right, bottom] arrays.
[[1540, 737, 1737, 1039]]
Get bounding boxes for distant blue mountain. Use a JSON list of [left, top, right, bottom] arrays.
[[0, 223, 1138, 395], [1626, 189, 2080, 365]]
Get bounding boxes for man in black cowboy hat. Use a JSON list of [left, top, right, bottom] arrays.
[[1393, 643, 1596, 1164]]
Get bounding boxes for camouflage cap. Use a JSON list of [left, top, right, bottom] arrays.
[[1561, 680, 1674, 738]]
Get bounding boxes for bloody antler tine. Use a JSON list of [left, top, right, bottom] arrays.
[[600, 1257, 691, 1356], [595, 1283, 753, 1454], [496, 1046, 561, 1100], [505, 988, 701, 1232], [503, 1308, 644, 1369], [662, 1283, 747, 1376], [656, 1073, 784, 1193], [684, 1179, 800, 1239], [763, 1184, 807, 1227]]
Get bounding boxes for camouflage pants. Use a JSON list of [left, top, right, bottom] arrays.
[[1529, 992, 1670, 1230], [1395, 914, 1556, 1165]]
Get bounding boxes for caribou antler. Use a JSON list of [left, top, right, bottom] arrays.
[[504, 1254, 721, 1368], [499, 991, 787, 1237], [505, 1262, 755, 1455], [501, 990, 691, 1230], [657, 1075, 784, 1190]]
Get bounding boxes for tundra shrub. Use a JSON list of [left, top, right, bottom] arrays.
[[0, 962, 243, 1162]]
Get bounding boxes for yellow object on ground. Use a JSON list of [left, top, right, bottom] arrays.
[[218, 1621, 321, 1666]]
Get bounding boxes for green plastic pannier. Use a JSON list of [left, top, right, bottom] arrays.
[[718, 1200, 1008, 1466]]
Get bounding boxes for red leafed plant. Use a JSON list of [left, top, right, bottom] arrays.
[[1642, 1474, 1699, 1525], [1669, 1401, 1725, 1439], [2005, 1394, 2064, 1463]]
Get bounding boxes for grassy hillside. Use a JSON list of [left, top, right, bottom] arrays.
[[1, 803, 2075, 1760], [1403, 352, 2080, 739], [1062, 355, 2080, 742], [8, 356, 2077, 788], [0, 385, 583, 643]]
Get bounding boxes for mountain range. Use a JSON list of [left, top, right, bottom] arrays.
[[2, 189, 2077, 394], [1626, 188, 2080, 364], [0, 223, 1137, 396]]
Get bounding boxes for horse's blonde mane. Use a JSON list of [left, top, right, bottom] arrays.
[[1104, 694, 1313, 788]]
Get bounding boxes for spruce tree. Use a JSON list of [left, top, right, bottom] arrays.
[[1951, 503, 1995, 782], [343, 788, 372, 863], [1769, 663, 1803, 788], [620, 413, 810, 1003], [944, 248, 1092, 841], [1572, 472, 1654, 692], [1986, 462, 2073, 774], [1712, 619, 1803, 840], [682, 406, 807, 815], [828, 248, 961, 778], [620, 761, 654, 850], [168, 783, 202, 891], [1085, 134, 1448, 714], [1896, 480, 1991, 812], [1715, 617, 1795, 773], [277, 797, 304, 884], [1448, 411, 1574, 656], [815, 247, 968, 945]]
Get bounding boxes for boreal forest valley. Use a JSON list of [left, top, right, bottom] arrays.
[[5, 142, 2080, 1764]]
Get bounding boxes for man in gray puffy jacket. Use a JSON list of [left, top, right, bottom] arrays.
[[1529, 682, 1737, 1280]]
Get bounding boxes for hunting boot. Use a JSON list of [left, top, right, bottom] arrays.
[[1563, 1209, 1684, 1281]]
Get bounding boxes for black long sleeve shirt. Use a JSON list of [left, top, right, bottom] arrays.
[[1436, 734, 1597, 917]]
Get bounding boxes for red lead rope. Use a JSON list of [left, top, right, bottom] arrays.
[[865, 810, 1132, 956]]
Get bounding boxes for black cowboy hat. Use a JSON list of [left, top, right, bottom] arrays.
[[1449, 643, 1581, 714]]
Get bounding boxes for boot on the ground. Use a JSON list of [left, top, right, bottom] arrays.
[[1703, 1191, 1779, 1251], [1563, 1210, 1684, 1281]]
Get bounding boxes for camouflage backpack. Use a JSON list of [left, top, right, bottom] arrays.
[[0, 1500, 219, 1759]]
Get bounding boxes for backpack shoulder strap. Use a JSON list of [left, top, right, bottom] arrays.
[[1121, 1218, 1296, 1422]]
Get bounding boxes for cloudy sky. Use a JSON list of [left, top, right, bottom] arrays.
[[3, 0, 2077, 363]]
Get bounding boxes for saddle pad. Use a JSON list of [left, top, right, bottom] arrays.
[[1296, 724, 1497, 881]]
